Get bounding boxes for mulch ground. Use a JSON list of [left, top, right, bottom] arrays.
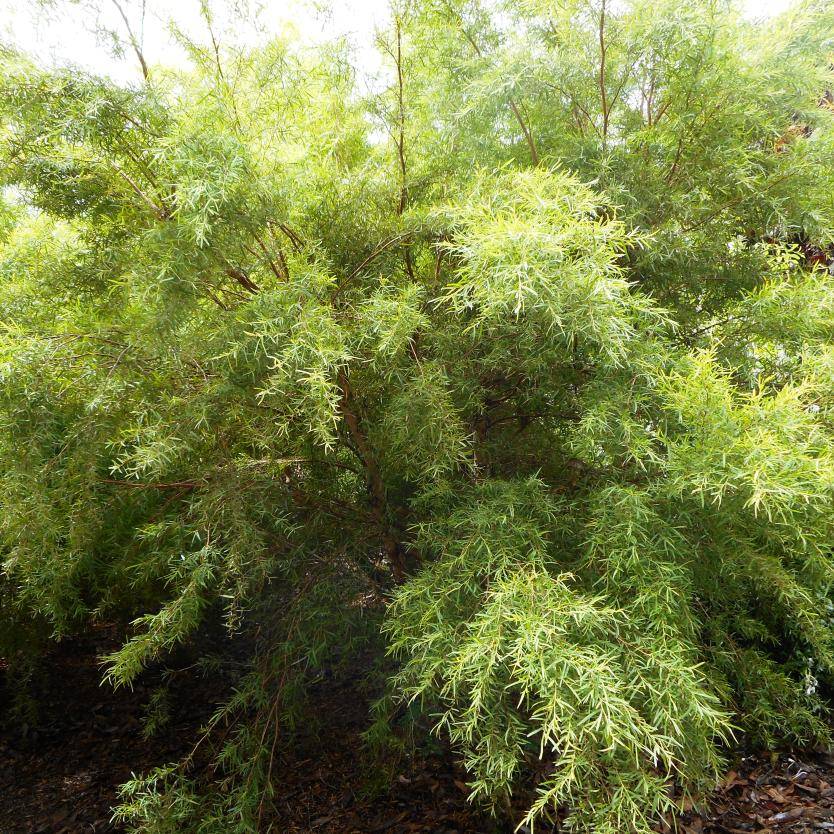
[[0, 627, 220, 834], [3, 629, 834, 834], [676, 755, 834, 834]]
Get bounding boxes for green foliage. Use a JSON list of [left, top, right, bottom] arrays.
[[2, 0, 834, 831]]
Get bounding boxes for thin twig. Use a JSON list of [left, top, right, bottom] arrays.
[[109, 0, 150, 82]]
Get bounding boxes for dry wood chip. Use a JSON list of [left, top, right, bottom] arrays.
[[767, 807, 805, 823]]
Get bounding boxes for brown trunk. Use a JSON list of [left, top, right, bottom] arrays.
[[338, 369, 406, 581]]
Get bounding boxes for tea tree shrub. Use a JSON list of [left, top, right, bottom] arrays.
[[1, 1, 834, 830]]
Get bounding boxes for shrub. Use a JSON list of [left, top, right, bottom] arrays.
[[1, 1, 834, 830]]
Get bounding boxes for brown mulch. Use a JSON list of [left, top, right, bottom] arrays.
[[3, 630, 834, 834], [265, 668, 500, 834], [676, 753, 834, 834], [0, 626, 227, 834]]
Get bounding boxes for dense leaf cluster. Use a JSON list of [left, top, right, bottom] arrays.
[[1, 1, 834, 831]]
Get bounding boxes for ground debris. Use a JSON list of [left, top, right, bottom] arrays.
[[5, 634, 834, 833], [675, 752, 834, 834]]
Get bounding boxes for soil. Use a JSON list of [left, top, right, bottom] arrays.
[[3, 627, 834, 834]]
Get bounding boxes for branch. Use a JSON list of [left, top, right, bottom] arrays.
[[101, 479, 200, 490], [394, 18, 408, 215], [223, 264, 260, 294], [201, 3, 243, 132], [345, 231, 413, 283], [110, 163, 166, 219], [598, 0, 609, 150], [507, 99, 540, 167], [267, 220, 304, 253], [110, 0, 150, 82]]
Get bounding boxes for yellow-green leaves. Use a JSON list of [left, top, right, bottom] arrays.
[[659, 350, 834, 523], [434, 168, 640, 358]]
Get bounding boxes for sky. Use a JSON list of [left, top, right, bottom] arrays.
[[1, 0, 795, 87], [2, 1, 391, 85]]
